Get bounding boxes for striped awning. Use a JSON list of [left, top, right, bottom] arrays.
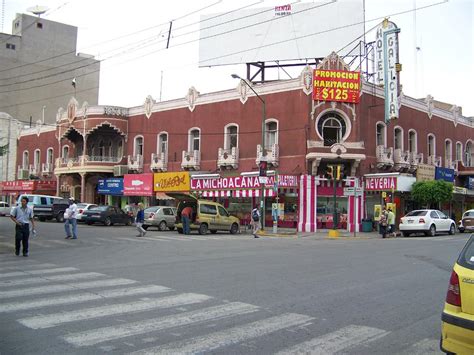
[[201, 190, 232, 197], [234, 189, 275, 197], [155, 192, 174, 200]]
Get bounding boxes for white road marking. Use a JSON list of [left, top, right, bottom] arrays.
[[275, 325, 389, 354], [0, 285, 172, 312], [63, 302, 260, 347], [145, 235, 191, 242], [19, 293, 212, 329], [130, 313, 314, 355], [0, 263, 57, 271], [0, 267, 78, 279], [0, 278, 137, 299], [115, 237, 144, 242], [0, 272, 105, 287]]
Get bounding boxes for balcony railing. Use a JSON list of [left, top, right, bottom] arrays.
[[376, 145, 394, 168], [29, 164, 40, 176], [150, 152, 168, 172], [393, 149, 410, 171], [409, 152, 423, 172], [42, 162, 53, 175], [256, 144, 279, 167], [181, 150, 201, 170], [127, 154, 143, 172], [427, 155, 442, 167], [217, 147, 239, 169], [55, 155, 123, 169]]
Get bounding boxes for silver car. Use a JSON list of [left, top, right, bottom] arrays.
[[143, 206, 177, 231], [0, 201, 11, 216]]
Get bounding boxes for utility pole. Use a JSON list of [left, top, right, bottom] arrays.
[[5, 113, 11, 181]]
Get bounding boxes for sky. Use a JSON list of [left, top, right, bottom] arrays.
[[2, 0, 473, 117]]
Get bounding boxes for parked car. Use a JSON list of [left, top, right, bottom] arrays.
[[124, 204, 140, 218], [441, 234, 474, 354], [76, 203, 98, 222], [24, 195, 70, 222], [0, 201, 11, 216], [458, 209, 474, 233], [82, 205, 133, 226], [143, 206, 177, 231], [399, 209, 456, 237], [166, 193, 240, 235]]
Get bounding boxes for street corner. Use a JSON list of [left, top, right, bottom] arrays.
[[255, 230, 298, 238]]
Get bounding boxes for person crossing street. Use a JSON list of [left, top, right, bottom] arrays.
[[135, 203, 146, 237], [64, 198, 78, 239]]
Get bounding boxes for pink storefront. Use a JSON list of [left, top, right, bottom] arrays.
[[298, 175, 363, 233]]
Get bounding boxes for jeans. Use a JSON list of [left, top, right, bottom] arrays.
[[65, 218, 78, 238], [182, 215, 190, 235], [15, 224, 30, 255], [136, 222, 146, 237]]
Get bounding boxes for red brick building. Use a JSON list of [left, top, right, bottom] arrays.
[[11, 53, 474, 232]]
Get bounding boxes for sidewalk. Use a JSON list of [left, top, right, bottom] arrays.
[[242, 227, 382, 240]]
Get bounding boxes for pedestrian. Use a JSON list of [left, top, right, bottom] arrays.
[[135, 203, 146, 237], [379, 207, 388, 239], [181, 204, 193, 235], [251, 204, 260, 238], [64, 198, 78, 239], [10, 196, 36, 257], [387, 207, 396, 238]]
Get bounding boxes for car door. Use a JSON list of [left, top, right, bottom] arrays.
[[218, 206, 232, 231], [430, 210, 443, 231], [162, 208, 175, 227], [437, 210, 451, 231]]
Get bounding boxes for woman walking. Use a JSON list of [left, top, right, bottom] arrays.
[[135, 203, 146, 237]]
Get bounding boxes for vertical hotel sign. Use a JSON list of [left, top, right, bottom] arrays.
[[375, 19, 401, 122], [312, 69, 361, 104]]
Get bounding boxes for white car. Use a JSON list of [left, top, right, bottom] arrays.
[[399, 209, 456, 237], [0, 201, 11, 216], [458, 209, 474, 233], [76, 203, 98, 222]]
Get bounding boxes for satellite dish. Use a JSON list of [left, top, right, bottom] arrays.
[[27, 5, 49, 17]]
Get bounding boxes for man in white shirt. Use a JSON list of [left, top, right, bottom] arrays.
[[65, 198, 78, 239]]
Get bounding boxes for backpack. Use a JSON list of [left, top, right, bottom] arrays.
[[252, 209, 259, 222]]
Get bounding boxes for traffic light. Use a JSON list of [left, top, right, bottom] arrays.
[[259, 160, 267, 177], [326, 165, 334, 180]]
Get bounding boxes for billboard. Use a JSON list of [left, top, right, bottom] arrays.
[[124, 174, 154, 196], [312, 69, 361, 103], [198, 0, 365, 67], [154, 172, 190, 192]]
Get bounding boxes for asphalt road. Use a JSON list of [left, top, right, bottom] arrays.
[[0, 217, 470, 354]]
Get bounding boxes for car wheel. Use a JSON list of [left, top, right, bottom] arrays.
[[56, 214, 64, 223], [125, 219, 132, 226], [402, 232, 410, 237], [198, 224, 208, 235], [230, 223, 239, 234], [177, 228, 183, 234], [143, 225, 149, 230], [158, 221, 167, 231], [459, 228, 464, 233], [39, 217, 46, 222], [104, 217, 112, 226], [426, 224, 436, 237], [449, 224, 455, 235], [169, 226, 175, 231], [210, 230, 217, 234], [86, 221, 93, 225]]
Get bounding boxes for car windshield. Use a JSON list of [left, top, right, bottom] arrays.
[[90, 206, 109, 211], [145, 207, 159, 213], [463, 211, 474, 218], [457, 236, 474, 271], [405, 210, 428, 217]]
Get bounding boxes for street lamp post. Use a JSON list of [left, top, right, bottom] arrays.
[[231, 74, 266, 231]]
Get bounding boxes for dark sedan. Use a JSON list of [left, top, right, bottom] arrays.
[[82, 206, 133, 226]]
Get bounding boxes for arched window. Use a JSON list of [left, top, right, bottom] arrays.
[[224, 124, 238, 150], [427, 134, 435, 157], [466, 141, 473, 167], [394, 127, 403, 150], [265, 120, 278, 149], [47, 148, 53, 165], [456, 142, 462, 162], [34, 149, 40, 168], [445, 139, 452, 165], [158, 132, 168, 155], [134, 136, 144, 156], [408, 130, 417, 153], [62, 146, 69, 160], [376, 122, 386, 147], [22, 151, 29, 169], [317, 114, 346, 146], [189, 128, 200, 151]]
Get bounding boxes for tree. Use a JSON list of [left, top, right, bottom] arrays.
[[411, 180, 453, 208]]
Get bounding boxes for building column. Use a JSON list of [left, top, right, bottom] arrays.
[[56, 174, 61, 196], [80, 173, 86, 202]]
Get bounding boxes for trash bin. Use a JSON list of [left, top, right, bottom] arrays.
[[362, 219, 373, 232]]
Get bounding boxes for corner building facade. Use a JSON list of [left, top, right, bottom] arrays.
[[14, 53, 474, 232]]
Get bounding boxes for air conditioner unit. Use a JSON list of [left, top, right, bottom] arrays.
[[113, 165, 128, 177], [18, 169, 29, 180]]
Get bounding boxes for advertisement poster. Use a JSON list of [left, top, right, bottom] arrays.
[[154, 172, 190, 192], [374, 205, 382, 221], [124, 174, 154, 196], [312, 69, 361, 103]]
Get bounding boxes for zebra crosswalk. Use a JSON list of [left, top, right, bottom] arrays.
[[0, 259, 443, 354]]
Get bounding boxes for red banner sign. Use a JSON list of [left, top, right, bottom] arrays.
[[191, 175, 298, 191], [0, 180, 57, 192], [365, 176, 397, 191], [312, 69, 361, 103], [124, 173, 154, 196]]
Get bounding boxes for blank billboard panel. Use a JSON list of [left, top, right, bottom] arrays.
[[199, 0, 365, 67]]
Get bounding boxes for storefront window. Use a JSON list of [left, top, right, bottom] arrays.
[[316, 196, 348, 228]]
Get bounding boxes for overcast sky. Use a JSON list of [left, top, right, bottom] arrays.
[[2, 0, 473, 116]]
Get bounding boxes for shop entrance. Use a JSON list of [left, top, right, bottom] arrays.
[[316, 196, 348, 229]]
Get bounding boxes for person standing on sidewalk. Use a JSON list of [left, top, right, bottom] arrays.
[[387, 207, 396, 238], [64, 198, 78, 239], [135, 203, 146, 237], [379, 207, 388, 238], [251, 204, 260, 238], [10, 196, 36, 257], [181, 204, 193, 235]]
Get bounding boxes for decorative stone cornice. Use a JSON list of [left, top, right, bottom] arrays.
[[144, 95, 155, 119], [186, 86, 199, 112], [236, 80, 249, 104], [299, 65, 313, 96]]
